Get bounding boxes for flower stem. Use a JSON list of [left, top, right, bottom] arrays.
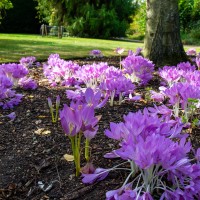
[[85, 138, 90, 162]]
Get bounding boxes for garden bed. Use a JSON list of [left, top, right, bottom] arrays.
[[0, 56, 200, 200]]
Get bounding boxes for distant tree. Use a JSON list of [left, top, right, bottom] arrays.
[[144, 0, 187, 66], [0, 0, 13, 23], [179, 0, 194, 32], [0, 0, 40, 33], [35, 0, 137, 38]]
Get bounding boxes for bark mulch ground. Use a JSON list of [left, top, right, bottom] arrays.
[[0, 56, 200, 200]]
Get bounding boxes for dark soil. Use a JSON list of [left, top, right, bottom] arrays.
[[0, 56, 199, 200]]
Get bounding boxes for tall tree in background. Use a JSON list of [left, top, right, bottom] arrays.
[[35, 0, 137, 38], [144, 0, 187, 66], [0, 0, 40, 33], [0, 0, 13, 23]]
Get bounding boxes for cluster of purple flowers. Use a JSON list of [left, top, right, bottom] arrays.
[[159, 62, 196, 87], [1, 63, 29, 86], [151, 61, 200, 124], [75, 62, 109, 88], [82, 107, 200, 199], [0, 61, 37, 109], [19, 56, 36, 67], [43, 54, 80, 86], [99, 67, 135, 106], [43, 54, 140, 106], [41, 51, 200, 198], [0, 71, 23, 109], [121, 54, 154, 85]]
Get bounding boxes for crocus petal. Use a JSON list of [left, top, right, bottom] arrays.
[[82, 168, 110, 184], [7, 112, 16, 120]]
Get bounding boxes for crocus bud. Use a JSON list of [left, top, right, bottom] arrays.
[[56, 95, 60, 108], [47, 97, 52, 109]]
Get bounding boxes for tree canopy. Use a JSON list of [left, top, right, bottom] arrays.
[[35, 0, 138, 38], [0, 0, 13, 23]]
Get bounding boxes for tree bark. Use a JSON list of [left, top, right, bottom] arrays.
[[144, 0, 187, 67]]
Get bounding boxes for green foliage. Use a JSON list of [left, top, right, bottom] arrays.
[[0, 0, 13, 23], [0, 0, 40, 33], [179, 0, 200, 44], [127, 0, 146, 39], [0, 0, 13, 9], [179, 0, 194, 32], [35, 0, 137, 38]]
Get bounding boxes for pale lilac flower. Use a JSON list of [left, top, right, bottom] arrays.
[[186, 48, 196, 56], [159, 66, 181, 86], [115, 47, 125, 54], [150, 90, 165, 102]]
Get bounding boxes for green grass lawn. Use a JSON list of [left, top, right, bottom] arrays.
[[0, 33, 199, 63], [0, 34, 142, 63]]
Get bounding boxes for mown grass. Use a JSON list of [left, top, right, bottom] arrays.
[[0, 33, 199, 63], [0, 34, 142, 63]]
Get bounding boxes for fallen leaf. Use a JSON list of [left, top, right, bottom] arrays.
[[34, 128, 51, 135], [63, 154, 74, 161]]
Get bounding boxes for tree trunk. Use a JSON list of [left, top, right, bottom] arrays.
[[144, 0, 187, 67]]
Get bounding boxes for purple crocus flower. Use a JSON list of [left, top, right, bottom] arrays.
[[177, 62, 196, 71], [159, 66, 181, 86], [150, 90, 165, 102], [115, 47, 125, 54], [80, 105, 99, 140], [195, 148, 200, 163], [186, 48, 196, 56], [19, 56, 36, 67], [19, 77, 38, 90], [82, 167, 110, 184], [121, 54, 154, 85], [106, 183, 135, 200], [89, 49, 103, 58], [135, 47, 142, 56], [60, 104, 82, 136], [66, 87, 108, 109]]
